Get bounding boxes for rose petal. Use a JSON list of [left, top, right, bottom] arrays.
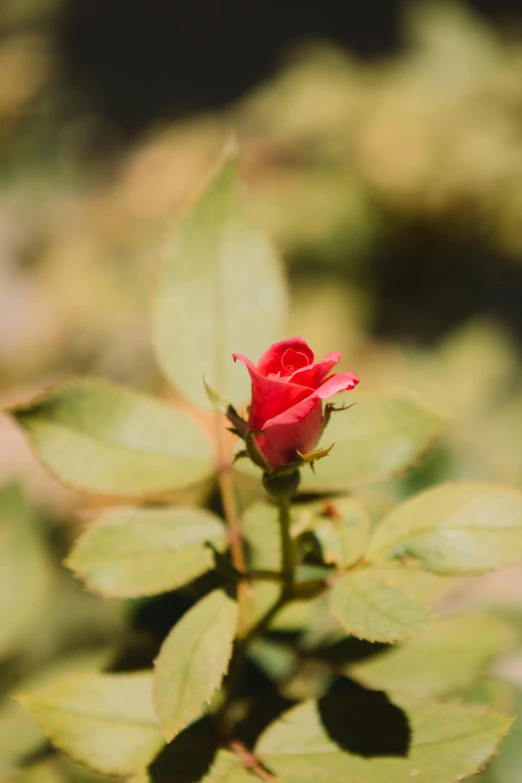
[[263, 371, 359, 430], [253, 403, 323, 469], [235, 360, 313, 431], [256, 337, 314, 376], [289, 352, 341, 388], [281, 348, 310, 375], [232, 353, 257, 372], [316, 372, 360, 398]]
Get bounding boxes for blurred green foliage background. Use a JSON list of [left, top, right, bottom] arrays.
[[2, 1, 522, 780]]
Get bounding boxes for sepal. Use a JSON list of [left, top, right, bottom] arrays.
[[203, 376, 249, 438], [297, 443, 334, 473]]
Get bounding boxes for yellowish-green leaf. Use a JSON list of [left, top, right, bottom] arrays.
[[299, 497, 370, 567], [0, 697, 45, 768], [242, 501, 287, 570], [0, 651, 113, 769], [368, 482, 522, 574], [255, 695, 513, 783], [329, 567, 433, 642], [152, 152, 287, 409], [59, 758, 109, 783], [246, 581, 319, 634], [300, 394, 445, 490], [487, 691, 522, 783], [154, 590, 238, 740], [301, 566, 454, 650], [5, 759, 65, 783], [16, 672, 163, 776], [11, 379, 214, 497], [67, 507, 226, 598], [199, 750, 254, 783], [350, 613, 517, 698], [368, 565, 458, 604], [0, 482, 51, 658]]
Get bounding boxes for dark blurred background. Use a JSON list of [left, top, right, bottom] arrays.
[[56, 0, 522, 132], [5, 0, 521, 348]]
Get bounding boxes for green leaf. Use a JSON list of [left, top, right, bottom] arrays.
[[10, 379, 214, 497], [59, 759, 109, 783], [0, 697, 45, 768], [300, 394, 445, 490], [154, 590, 238, 740], [242, 501, 283, 571], [460, 677, 515, 714], [5, 759, 65, 783], [152, 152, 287, 409], [67, 506, 227, 598], [255, 695, 513, 783], [16, 672, 164, 777], [350, 613, 517, 698], [487, 690, 522, 782], [199, 751, 253, 783], [249, 638, 297, 681], [246, 581, 319, 634], [0, 482, 51, 658], [329, 567, 433, 642], [363, 564, 458, 604], [301, 566, 454, 650], [299, 498, 370, 568], [368, 482, 522, 574]]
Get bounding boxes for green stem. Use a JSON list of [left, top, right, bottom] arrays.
[[220, 499, 298, 718], [279, 500, 295, 592]]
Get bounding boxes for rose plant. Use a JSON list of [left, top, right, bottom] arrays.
[[5, 152, 522, 783]]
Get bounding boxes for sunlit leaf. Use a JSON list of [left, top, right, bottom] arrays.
[[249, 637, 297, 682], [245, 580, 319, 635], [199, 750, 253, 783], [299, 497, 370, 567], [5, 759, 65, 783], [365, 564, 458, 604], [154, 590, 238, 740], [2, 652, 113, 764], [242, 501, 284, 571], [368, 482, 522, 574], [0, 482, 51, 658], [255, 694, 512, 783], [350, 613, 517, 698], [487, 690, 522, 783], [460, 677, 515, 715], [67, 506, 226, 598], [301, 565, 454, 650], [0, 697, 45, 767], [10, 379, 214, 497], [329, 567, 433, 642], [16, 672, 163, 776], [152, 152, 287, 409], [58, 758, 109, 783]]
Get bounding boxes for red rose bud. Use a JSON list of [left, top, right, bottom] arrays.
[[233, 337, 359, 471]]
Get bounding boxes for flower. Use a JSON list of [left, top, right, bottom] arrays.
[[233, 336, 359, 470]]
